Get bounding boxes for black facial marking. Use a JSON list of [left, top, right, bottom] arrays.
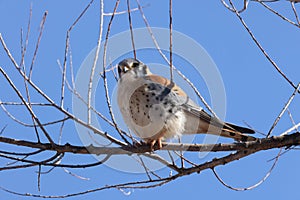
[[118, 66, 122, 76], [132, 62, 140, 68]]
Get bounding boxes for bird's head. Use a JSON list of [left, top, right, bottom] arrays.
[[117, 58, 150, 78]]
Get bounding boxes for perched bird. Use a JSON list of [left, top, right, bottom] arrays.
[[117, 58, 256, 149]]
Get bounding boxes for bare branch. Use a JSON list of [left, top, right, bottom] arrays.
[[61, 0, 95, 108], [127, 0, 137, 59], [212, 148, 281, 191], [0, 132, 299, 156], [227, 0, 299, 92], [135, 0, 219, 118], [20, 4, 32, 67], [0, 67, 54, 145], [169, 0, 173, 82], [102, 0, 131, 144], [267, 83, 300, 137], [88, 0, 104, 125], [256, 0, 300, 28], [28, 11, 48, 79]]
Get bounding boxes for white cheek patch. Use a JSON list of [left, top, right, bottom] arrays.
[[123, 66, 130, 73]]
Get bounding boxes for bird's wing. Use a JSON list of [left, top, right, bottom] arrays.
[[144, 74, 255, 135]]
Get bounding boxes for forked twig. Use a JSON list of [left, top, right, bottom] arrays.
[[135, 0, 219, 118], [291, 2, 300, 25], [28, 11, 48, 79], [212, 148, 281, 191], [228, 0, 298, 92], [267, 83, 300, 137], [257, 0, 300, 28], [102, 0, 131, 144], [61, 0, 95, 108], [220, 0, 249, 13], [0, 67, 54, 145]]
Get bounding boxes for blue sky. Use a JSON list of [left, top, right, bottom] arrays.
[[0, 0, 299, 199]]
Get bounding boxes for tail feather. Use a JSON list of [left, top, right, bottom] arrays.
[[220, 129, 257, 142], [224, 122, 255, 134], [222, 122, 256, 141]]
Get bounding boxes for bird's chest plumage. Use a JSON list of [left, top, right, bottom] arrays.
[[117, 74, 186, 141]]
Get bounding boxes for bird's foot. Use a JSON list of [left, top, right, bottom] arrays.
[[148, 138, 162, 151]]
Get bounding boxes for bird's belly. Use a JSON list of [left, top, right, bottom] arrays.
[[117, 83, 186, 141]]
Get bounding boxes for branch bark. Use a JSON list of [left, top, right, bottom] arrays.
[[1, 132, 299, 155]]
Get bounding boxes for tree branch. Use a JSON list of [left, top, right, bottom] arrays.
[[0, 132, 299, 155]]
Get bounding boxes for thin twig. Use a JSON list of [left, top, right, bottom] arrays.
[[291, 2, 300, 25], [61, 0, 94, 108], [0, 102, 52, 106], [37, 165, 41, 191], [220, 0, 249, 13], [169, 0, 173, 82], [0, 102, 69, 127], [127, 0, 137, 59], [228, 0, 299, 92], [167, 150, 176, 166], [287, 109, 299, 132], [0, 67, 54, 145], [57, 63, 137, 143], [88, 0, 104, 125], [102, 0, 131, 144], [20, 4, 32, 67], [103, 4, 149, 16], [267, 83, 300, 137], [173, 151, 197, 167], [135, 0, 219, 118], [212, 148, 281, 191], [281, 122, 300, 136], [28, 11, 48, 79], [62, 168, 90, 181], [137, 156, 152, 180], [0, 33, 126, 146], [0, 177, 174, 198], [257, 0, 300, 28]]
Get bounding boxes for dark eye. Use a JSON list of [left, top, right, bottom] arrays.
[[132, 62, 139, 68]]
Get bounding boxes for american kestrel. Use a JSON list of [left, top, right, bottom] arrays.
[[117, 58, 256, 149]]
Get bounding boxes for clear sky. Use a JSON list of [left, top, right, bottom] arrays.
[[0, 1, 299, 199]]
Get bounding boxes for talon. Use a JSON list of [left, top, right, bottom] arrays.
[[149, 140, 156, 150], [147, 138, 163, 150], [157, 138, 162, 149]]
